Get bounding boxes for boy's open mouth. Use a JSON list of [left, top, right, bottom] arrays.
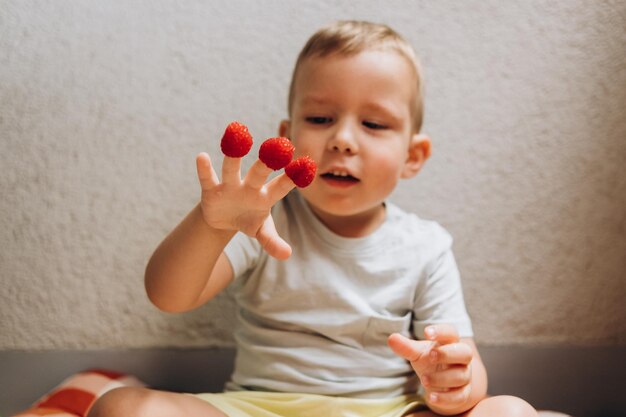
[[321, 171, 360, 183]]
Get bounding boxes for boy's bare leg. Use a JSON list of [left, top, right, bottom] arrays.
[[87, 387, 227, 417], [407, 395, 538, 417]]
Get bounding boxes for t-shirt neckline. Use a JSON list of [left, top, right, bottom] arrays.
[[292, 191, 395, 255]]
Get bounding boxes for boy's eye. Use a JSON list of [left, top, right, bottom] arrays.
[[306, 116, 332, 125], [363, 120, 387, 130]]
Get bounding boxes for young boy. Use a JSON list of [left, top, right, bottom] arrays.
[[89, 21, 537, 417]]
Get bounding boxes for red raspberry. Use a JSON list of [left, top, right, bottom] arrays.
[[259, 137, 295, 170], [285, 156, 317, 188], [220, 121, 253, 158]]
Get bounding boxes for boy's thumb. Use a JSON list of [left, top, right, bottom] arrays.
[[388, 333, 435, 364], [256, 215, 292, 260]]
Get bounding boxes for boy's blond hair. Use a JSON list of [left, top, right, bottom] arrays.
[[288, 20, 424, 133]]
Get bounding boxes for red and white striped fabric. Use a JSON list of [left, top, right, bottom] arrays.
[[13, 369, 145, 417]]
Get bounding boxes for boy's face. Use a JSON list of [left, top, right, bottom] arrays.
[[280, 50, 430, 232]]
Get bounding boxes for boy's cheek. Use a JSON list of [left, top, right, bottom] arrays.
[[289, 134, 320, 155]]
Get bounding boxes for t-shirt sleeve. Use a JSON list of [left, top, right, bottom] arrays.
[[223, 232, 263, 279], [412, 228, 474, 339]]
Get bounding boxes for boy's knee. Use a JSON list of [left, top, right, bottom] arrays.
[[476, 395, 538, 417], [87, 387, 155, 417]]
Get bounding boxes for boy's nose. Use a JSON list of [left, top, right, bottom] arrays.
[[328, 121, 358, 154]]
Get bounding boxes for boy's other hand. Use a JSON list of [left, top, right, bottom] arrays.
[[388, 324, 474, 412], [196, 152, 295, 259]]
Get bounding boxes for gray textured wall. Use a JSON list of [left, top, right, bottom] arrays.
[[1, 0, 625, 350]]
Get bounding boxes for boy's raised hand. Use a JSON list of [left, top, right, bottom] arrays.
[[388, 324, 476, 413], [195, 146, 296, 260]]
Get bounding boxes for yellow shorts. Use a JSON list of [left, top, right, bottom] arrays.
[[194, 391, 426, 417]]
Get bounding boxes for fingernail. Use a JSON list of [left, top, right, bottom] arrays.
[[429, 350, 438, 363], [425, 327, 436, 339]]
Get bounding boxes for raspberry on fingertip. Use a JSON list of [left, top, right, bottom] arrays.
[[220, 121, 253, 158], [259, 137, 295, 170], [285, 156, 317, 188]]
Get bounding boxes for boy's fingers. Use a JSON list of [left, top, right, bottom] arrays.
[[256, 215, 292, 260], [432, 342, 473, 366], [427, 384, 472, 408], [265, 173, 297, 202], [243, 160, 273, 190], [424, 324, 459, 345], [222, 156, 242, 184], [423, 364, 472, 390], [196, 152, 219, 190]]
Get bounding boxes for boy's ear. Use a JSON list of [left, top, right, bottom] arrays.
[[401, 133, 431, 179], [279, 120, 291, 138]]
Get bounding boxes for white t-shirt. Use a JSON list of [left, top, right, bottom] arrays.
[[223, 191, 473, 398]]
